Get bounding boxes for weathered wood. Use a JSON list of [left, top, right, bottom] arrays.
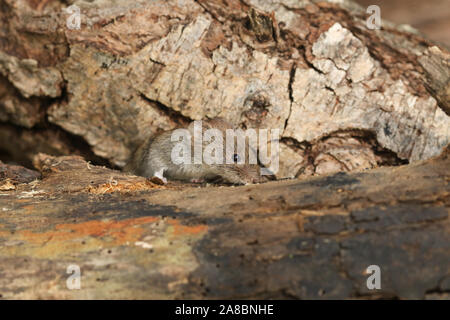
[[0, 0, 449, 301], [0, 0, 448, 178], [0, 150, 448, 299]]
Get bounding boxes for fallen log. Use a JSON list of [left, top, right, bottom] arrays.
[[0, 150, 448, 299], [0, 0, 449, 301]]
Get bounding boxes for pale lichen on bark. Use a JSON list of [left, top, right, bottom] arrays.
[[285, 22, 449, 163], [0, 0, 448, 178], [0, 0, 449, 300]]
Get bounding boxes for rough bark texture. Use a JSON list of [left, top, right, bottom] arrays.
[[0, 0, 448, 178], [0, 0, 449, 300], [0, 149, 449, 299]]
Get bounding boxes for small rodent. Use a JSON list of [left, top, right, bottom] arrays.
[[124, 118, 265, 185]]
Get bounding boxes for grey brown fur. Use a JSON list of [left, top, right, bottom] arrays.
[[124, 118, 263, 185]]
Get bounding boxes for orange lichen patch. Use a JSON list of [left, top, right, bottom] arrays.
[[0, 229, 10, 238], [16, 199, 32, 203], [167, 219, 208, 237], [18, 216, 159, 246], [18, 204, 37, 215], [85, 179, 164, 194]]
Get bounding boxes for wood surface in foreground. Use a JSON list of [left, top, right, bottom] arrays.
[[0, 0, 449, 300], [0, 149, 448, 299], [0, 0, 449, 180]]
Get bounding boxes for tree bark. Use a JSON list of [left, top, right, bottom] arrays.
[[0, 150, 448, 299], [0, 0, 448, 176], [0, 0, 449, 300]]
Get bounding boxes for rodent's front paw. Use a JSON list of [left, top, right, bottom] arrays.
[[152, 167, 168, 184]]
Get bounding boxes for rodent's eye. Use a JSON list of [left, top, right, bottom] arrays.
[[232, 154, 240, 163]]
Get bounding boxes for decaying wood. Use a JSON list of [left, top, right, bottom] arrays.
[[0, 0, 448, 178], [0, 0, 449, 300], [0, 150, 448, 299]]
